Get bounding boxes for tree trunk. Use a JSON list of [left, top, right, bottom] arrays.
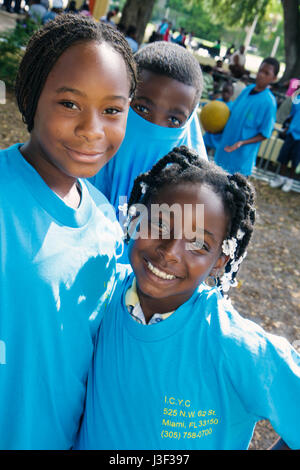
[[280, 0, 300, 82], [119, 0, 157, 44]]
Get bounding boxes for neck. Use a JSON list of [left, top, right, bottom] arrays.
[[253, 84, 267, 92], [20, 141, 81, 209], [136, 285, 192, 323]]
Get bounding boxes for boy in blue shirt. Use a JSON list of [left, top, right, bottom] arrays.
[[90, 41, 207, 226], [76, 146, 300, 450], [214, 57, 278, 176], [269, 98, 300, 192]]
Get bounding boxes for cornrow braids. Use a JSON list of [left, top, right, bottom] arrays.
[[15, 14, 137, 132], [127, 145, 256, 292]]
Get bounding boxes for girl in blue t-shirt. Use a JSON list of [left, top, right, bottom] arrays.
[[0, 14, 137, 450], [76, 146, 300, 451]]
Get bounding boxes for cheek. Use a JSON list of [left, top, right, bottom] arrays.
[[105, 116, 128, 151], [34, 107, 71, 144], [187, 256, 215, 282], [128, 237, 154, 266]]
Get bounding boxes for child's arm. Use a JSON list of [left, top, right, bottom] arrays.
[[224, 133, 266, 152]]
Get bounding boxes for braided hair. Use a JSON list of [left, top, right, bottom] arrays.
[[15, 14, 137, 132], [127, 145, 256, 292]]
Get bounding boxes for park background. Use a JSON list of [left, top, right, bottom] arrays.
[[0, 0, 299, 451]]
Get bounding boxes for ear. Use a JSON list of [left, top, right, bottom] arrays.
[[210, 253, 230, 277]]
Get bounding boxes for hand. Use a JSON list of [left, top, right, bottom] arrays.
[[224, 141, 244, 152]]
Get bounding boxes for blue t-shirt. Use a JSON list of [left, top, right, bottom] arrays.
[[90, 107, 207, 223], [214, 85, 277, 175], [0, 144, 123, 449], [76, 265, 300, 450], [287, 101, 300, 140]]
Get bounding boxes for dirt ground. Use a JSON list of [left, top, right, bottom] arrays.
[[1, 90, 300, 450]]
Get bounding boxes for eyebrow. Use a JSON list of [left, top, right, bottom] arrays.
[[204, 229, 216, 241], [55, 87, 128, 102], [169, 107, 189, 118], [134, 95, 154, 105], [190, 229, 216, 242], [55, 87, 87, 97]]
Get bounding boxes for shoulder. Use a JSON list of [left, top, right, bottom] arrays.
[[105, 263, 133, 306], [243, 84, 255, 96], [116, 262, 133, 281], [83, 178, 110, 204], [193, 286, 277, 358], [232, 85, 252, 104], [0, 143, 20, 159], [83, 179, 118, 222], [264, 88, 277, 108], [0, 144, 21, 182], [82, 179, 124, 247]]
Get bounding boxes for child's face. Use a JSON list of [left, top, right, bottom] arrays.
[[29, 41, 131, 180], [128, 183, 228, 313], [131, 70, 197, 128], [255, 62, 276, 90], [222, 85, 233, 102]]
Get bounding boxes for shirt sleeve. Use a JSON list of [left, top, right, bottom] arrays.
[[219, 305, 300, 449], [257, 96, 277, 139], [85, 179, 124, 258]]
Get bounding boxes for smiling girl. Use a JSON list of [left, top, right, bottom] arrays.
[[76, 146, 300, 450], [0, 14, 137, 449]]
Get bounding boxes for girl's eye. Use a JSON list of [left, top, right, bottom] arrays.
[[186, 240, 209, 253], [103, 107, 121, 115], [169, 116, 181, 126], [150, 220, 169, 236], [134, 104, 149, 114], [60, 101, 79, 110]]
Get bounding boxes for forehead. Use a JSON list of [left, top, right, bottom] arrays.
[[136, 69, 197, 112], [259, 62, 276, 76], [43, 41, 131, 96]]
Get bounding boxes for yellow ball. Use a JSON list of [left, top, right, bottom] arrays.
[[200, 100, 230, 134]]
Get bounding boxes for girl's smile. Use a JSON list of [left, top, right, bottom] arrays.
[[63, 145, 107, 164], [143, 257, 183, 281]]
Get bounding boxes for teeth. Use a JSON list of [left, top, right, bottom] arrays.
[[147, 261, 176, 280]]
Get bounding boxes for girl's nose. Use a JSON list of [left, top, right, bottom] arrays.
[[157, 238, 182, 263], [75, 110, 105, 141]]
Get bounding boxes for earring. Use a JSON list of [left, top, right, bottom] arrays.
[[205, 274, 219, 288]]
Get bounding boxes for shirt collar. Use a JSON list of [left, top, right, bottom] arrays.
[[125, 277, 174, 324]]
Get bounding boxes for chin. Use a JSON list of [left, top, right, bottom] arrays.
[[73, 163, 108, 180]]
